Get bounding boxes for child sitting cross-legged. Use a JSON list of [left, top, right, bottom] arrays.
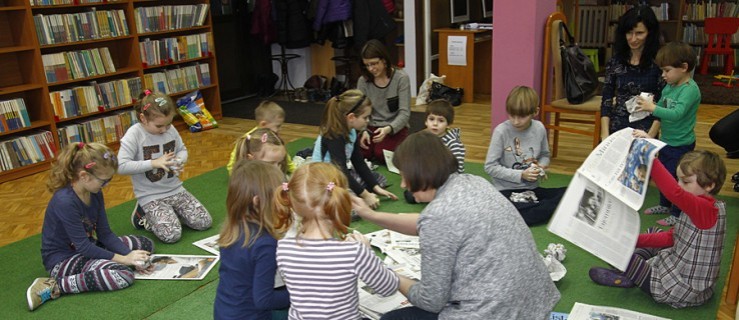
[[484, 86, 566, 226], [589, 150, 727, 308]]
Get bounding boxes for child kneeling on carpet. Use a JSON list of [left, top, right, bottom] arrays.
[[27, 142, 155, 311], [226, 100, 296, 175], [119, 90, 212, 243], [214, 160, 290, 320], [232, 128, 288, 176], [274, 162, 400, 319], [405, 99, 465, 203], [589, 150, 727, 308], [312, 89, 397, 209], [484, 86, 566, 226]]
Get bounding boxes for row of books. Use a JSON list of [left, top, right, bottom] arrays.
[[134, 5, 210, 34], [650, 3, 671, 21], [33, 10, 129, 46], [50, 77, 143, 120], [683, 24, 739, 44], [0, 98, 32, 133], [690, 46, 739, 67], [58, 110, 138, 148], [139, 32, 214, 67], [30, 0, 114, 6], [143, 63, 211, 94], [0, 131, 57, 172], [684, 2, 739, 20], [42, 47, 117, 83]]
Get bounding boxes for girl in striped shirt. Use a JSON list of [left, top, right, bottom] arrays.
[[274, 162, 399, 319]]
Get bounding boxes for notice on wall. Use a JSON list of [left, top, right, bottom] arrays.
[[447, 36, 467, 66]]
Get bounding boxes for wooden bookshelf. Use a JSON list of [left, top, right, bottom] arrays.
[[0, 0, 221, 183]]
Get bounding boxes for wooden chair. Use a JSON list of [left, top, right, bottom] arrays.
[[698, 17, 739, 75], [540, 12, 602, 157]]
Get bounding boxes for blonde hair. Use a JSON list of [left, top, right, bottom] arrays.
[[254, 100, 285, 123], [319, 89, 371, 140], [233, 128, 287, 174], [47, 142, 118, 192], [219, 160, 287, 248], [505, 86, 539, 117], [274, 162, 351, 240], [678, 150, 726, 195], [135, 90, 176, 120]]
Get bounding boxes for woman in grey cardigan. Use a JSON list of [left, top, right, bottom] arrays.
[[352, 131, 560, 320]]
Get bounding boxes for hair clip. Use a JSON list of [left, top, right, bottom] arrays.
[[326, 182, 335, 192], [281, 182, 289, 192], [154, 97, 167, 107], [335, 95, 342, 102], [261, 133, 268, 143], [77, 142, 85, 149], [103, 151, 116, 162], [142, 103, 151, 112], [84, 162, 96, 169], [144, 89, 152, 96]]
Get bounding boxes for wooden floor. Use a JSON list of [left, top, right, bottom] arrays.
[[0, 97, 736, 318]]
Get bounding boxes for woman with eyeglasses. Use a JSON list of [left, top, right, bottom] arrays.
[[357, 39, 412, 165], [312, 89, 398, 209]]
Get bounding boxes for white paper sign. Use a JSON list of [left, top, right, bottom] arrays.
[[447, 36, 467, 66]]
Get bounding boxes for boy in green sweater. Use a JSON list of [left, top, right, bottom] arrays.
[[634, 41, 700, 226]]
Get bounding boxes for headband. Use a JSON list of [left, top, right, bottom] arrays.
[[346, 95, 367, 115]]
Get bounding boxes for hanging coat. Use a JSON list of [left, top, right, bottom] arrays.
[[274, 0, 313, 48], [353, 0, 396, 48]]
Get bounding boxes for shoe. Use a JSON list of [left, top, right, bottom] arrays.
[[644, 205, 670, 215], [26, 277, 60, 311], [350, 209, 361, 222], [735, 182, 739, 193], [645, 226, 663, 234], [732, 172, 739, 183], [656, 215, 678, 226], [588, 267, 634, 288], [404, 190, 417, 204], [131, 203, 149, 230]]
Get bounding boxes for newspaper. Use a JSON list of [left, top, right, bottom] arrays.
[[568, 302, 671, 320], [547, 128, 665, 271], [357, 279, 412, 320], [134, 254, 219, 280], [192, 234, 220, 255]]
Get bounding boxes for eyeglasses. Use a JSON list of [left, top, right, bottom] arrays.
[[87, 171, 112, 187], [363, 60, 383, 69]]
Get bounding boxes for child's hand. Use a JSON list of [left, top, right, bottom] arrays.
[[345, 231, 370, 247], [151, 152, 175, 171], [360, 190, 380, 209], [521, 167, 541, 182], [125, 250, 151, 267], [632, 129, 650, 139], [372, 126, 392, 143], [359, 131, 371, 149], [636, 96, 656, 112], [372, 185, 399, 201], [351, 195, 374, 219]]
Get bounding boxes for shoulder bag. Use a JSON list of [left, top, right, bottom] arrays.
[[559, 22, 598, 104]]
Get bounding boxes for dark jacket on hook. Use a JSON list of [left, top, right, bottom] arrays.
[[353, 0, 396, 49], [274, 0, 313, 48], [312, 0, 352, 31]]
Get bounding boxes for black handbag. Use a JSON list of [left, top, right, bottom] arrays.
[[559, 22, 598, 104], [429, 82, 464, 106]]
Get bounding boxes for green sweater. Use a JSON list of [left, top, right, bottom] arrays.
[[653, 78, 701, 147]]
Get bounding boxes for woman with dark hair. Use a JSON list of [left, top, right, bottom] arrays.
[[601, 6, 664, 140], [357, 39, 412, 164], [351, 131, 559, 319]]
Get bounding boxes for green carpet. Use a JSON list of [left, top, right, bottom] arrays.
[[2, 138, 736, 319]]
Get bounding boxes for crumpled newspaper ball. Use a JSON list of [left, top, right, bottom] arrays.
[[544, 243, 567, 262]]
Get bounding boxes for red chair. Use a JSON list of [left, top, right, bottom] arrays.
[[699, 17, 739, 75]]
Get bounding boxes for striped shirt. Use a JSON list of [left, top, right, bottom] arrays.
[[440, 128, 465, 173], [276, 237, 399, 320]]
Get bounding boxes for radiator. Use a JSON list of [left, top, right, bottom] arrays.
[[577, 6, 609, 48]]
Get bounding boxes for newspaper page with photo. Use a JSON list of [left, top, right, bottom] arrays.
[[548, 128, 665, 271], [134, 254, 219, 280], [568, 302, 671, 320]]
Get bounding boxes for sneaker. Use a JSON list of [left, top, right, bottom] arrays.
[[588, 267, 634, 288], [657, 215, 679, 226], [26, 277, 60, 311], [131, 203, 149, 230], [644, 205, 670, 215], [732, 172, 739, 183]]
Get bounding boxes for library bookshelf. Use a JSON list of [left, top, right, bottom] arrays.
[[0, 0, 221, 183]]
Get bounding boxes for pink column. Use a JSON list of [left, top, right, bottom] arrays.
[[491, 1, 556, 128]]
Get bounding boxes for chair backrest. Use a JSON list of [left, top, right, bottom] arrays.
[[541, 12, 568, 105], [704, 17, 739, 50]]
